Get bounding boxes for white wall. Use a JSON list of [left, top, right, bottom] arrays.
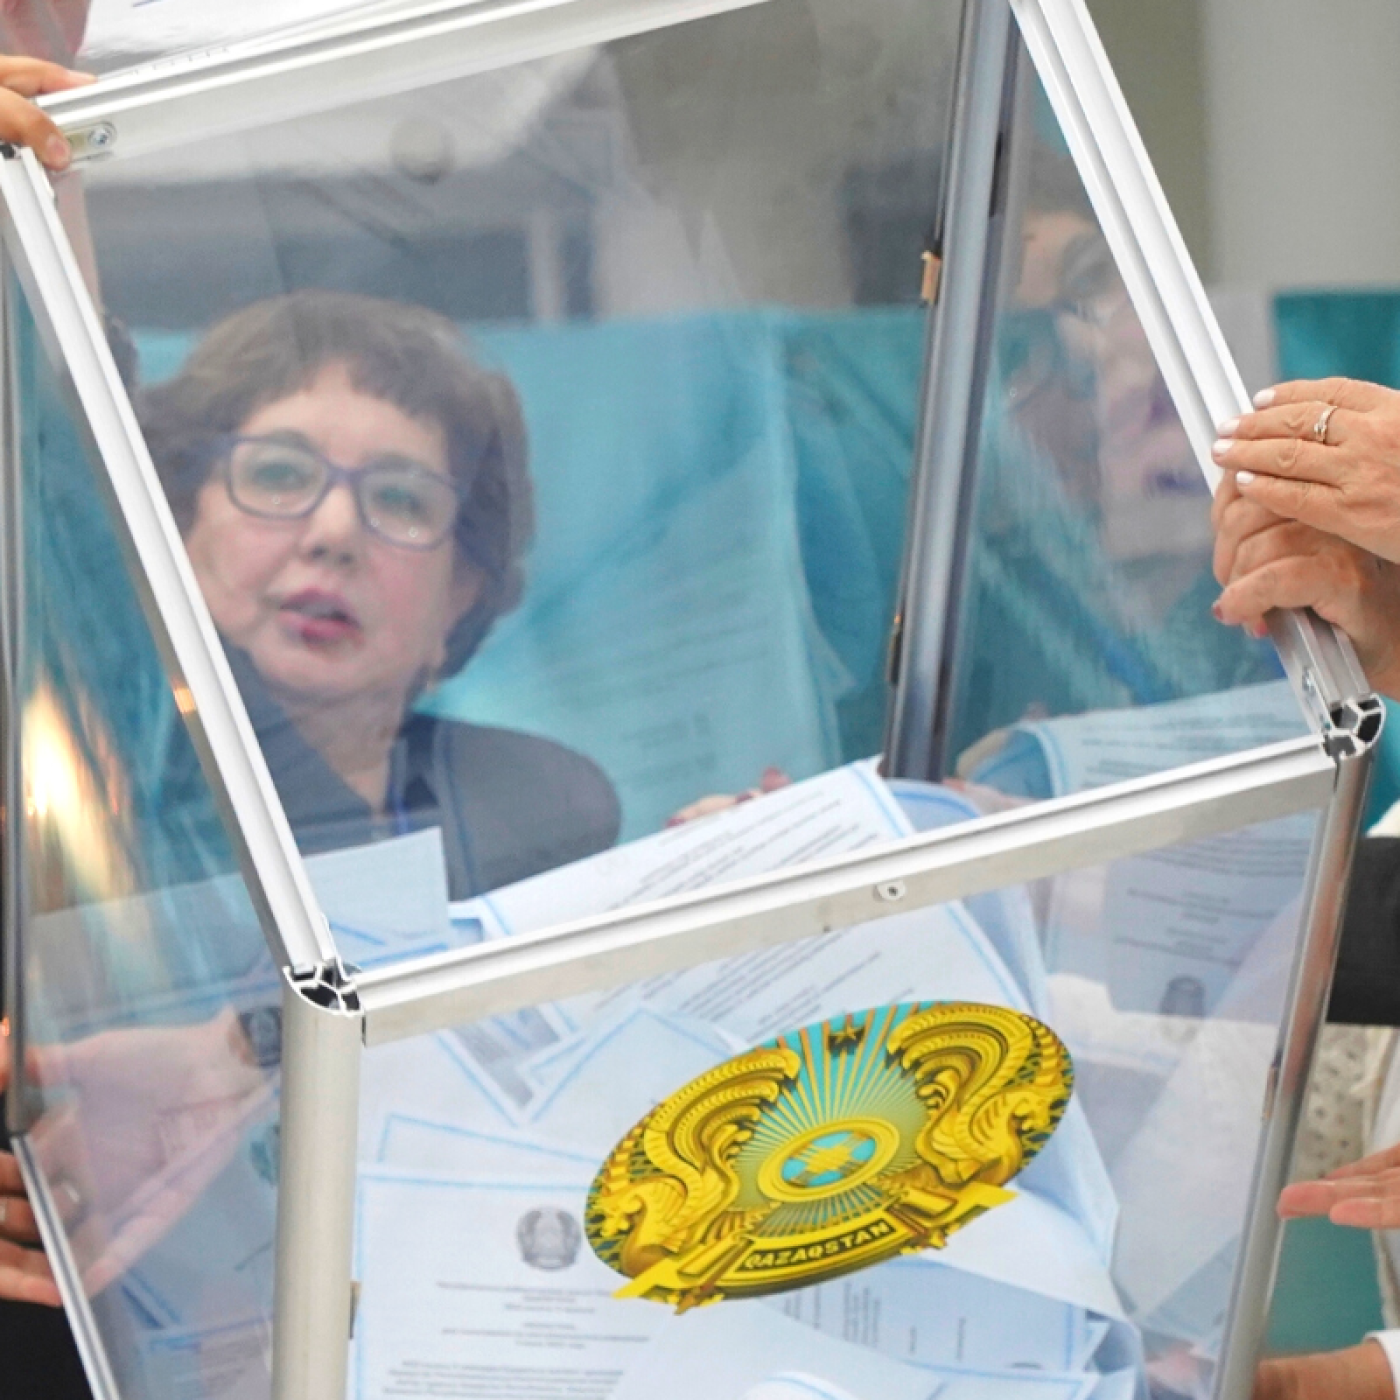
[[1200, 0, 1400, 290]]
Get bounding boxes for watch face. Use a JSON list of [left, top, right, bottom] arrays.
[[586, 1001, 1073, 1311]]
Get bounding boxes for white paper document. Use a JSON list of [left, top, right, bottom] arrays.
[[307, 827, 456, 970], [352, 1170, 663, 1400], [374, 1114, 596, 1180], [1044, 810, 1314, 1017], [992, 680, 1306, 796], [1000, 682, 1316, 1015], [518, 1008, 738, 1158], [608, 1304, 1100, 1400], [353, 1170, 1118, 1399], [769, 1257, 1104, 1372], [462, 760, 910, 939]]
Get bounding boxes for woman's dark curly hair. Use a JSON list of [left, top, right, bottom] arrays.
[[138, 290, 534, 675]]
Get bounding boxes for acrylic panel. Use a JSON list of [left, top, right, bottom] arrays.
[[57, 0, 1316, 980], [356, 773, 1319, 1400], [8, 273, 282, 1400], [936, 60, 1308, 802]]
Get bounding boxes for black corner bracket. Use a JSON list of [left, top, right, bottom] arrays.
[[1325, 694, 1386, 760], [289, 958, 362, 1014]]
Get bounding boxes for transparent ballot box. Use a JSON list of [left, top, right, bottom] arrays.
[[0, 1, 1379, 1399]]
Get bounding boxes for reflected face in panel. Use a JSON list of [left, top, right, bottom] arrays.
[[1013, 206, 1196, 509], [182, 363, 482, 713]]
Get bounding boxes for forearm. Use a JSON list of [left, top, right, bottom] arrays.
[[1256, 1342, 1395, 1400]]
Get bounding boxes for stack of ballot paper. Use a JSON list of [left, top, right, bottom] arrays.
[[352, 761, 1136, 1400]]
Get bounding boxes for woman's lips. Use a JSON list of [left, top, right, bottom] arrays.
[[279, 589, 361, 645]]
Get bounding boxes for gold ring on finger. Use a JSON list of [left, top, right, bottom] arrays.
[[1312, 404, 1339, 444]]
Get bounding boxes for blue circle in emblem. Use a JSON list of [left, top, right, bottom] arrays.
[[780, 1128, 878, 1190]]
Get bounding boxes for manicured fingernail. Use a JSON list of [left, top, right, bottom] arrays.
[[735, 791, 755, 804], [1211, 601, 1224, 622], [42, 135, 70, 170], [1251, 620, 1269, 639], [1253, 389, 1276, 408], [1217, 418, 1240, 437], [1236, 470, 1256, 486], [1212, 439, 1233, 459]]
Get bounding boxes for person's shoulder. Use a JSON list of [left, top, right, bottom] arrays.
[[443, 721, 616, 799], [432, 719, 622, 890]]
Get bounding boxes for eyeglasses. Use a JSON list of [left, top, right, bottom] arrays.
[[216, 435, 463, 550]]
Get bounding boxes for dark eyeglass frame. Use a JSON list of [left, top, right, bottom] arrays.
[[212, 433, 465, 551]]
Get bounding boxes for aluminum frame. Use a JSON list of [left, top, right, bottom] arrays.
[[1213, 730, 1375, 1400], [1011, 0, 1371, 716], [0, 148, 333, 974], [884, 0, 1019, 782], [272, 965, 364, 1400], [13, 1138, 123, 1400], [356, 734, 1335, 1043], [0, 247, 32, 1138], [41, 0, 779, 166]]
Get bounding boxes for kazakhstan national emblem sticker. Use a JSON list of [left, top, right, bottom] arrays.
[[585, 1002, 1073, 1311]]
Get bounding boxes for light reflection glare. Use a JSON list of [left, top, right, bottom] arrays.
[[22, 681, 134, 908]]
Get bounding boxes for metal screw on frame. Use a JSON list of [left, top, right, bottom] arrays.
[[68, 123, 117, 162]]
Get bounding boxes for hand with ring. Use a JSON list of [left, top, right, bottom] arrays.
[[1210, 474, 1400, 699], [1210, 376, 1400, 563]]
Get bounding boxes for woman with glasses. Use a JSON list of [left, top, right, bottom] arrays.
[[141, 289, 620, 896]]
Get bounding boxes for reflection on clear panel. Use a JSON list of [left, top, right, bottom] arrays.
[[68, 0, 1309, 924], [73, 0, 963, 903], [0, 3, 1349, 1399], [942, 69, 1297, 789], [358, 782, 1316, 1400], [11, 276, 281, 1400]]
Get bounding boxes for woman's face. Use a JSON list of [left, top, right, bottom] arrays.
[[183, 363, 480, 711]]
